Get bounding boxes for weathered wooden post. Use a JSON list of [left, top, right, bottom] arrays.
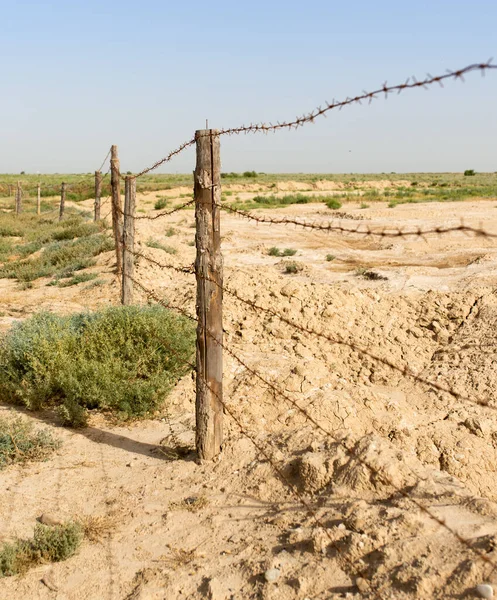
[[59, 182, 66, 221], [121, 176, 136, 305], [110, 145, 123, 275], [194, 129, 223, 460], [37, 183, 41, 215], [94, 171, 102, 221], [15, 181, 22, 215]]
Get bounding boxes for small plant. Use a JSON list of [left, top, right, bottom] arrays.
[[169, 496, 209, 513], [326, 254, 335, 261], [355, 267, 388, 281], [165, 227, 177, 237], [187, 240, 195, 246], [154, 197, 168, 210], [146, 239, 177, 254], [325, 198, 343, 210], [57, 272, 98, 287], [410, 181, 418, 186], [284, 261, 302, 274], [268, 247, 297, 257], [464, 169, 476, 177], [0, 416, 61, 469], [0, 521, 82, 577], [359, 202, 370, 209]]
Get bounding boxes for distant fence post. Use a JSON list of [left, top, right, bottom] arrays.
[[121, 176, 136, 305], [15, 181, 22, 215], [110, 145, 123, 275], [194, 129, 223, 461], [37, 183, 41, 215], [94, 171, 102, 221], [59, 182, 66, 221]]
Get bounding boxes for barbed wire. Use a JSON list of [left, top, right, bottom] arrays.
[[128, 275, 497, 577], [132, 61, 496, 177], [117, 197, 196, 220], [220, 203, 497, 239], [126, 248, 495, 412], [97, 148, 112, 174]]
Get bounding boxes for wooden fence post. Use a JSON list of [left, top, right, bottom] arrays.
[[94, 171, 102, 221], [59, 182, 66, 221], [15, 181, 22, 215], [37, 183, 41, 215], [110, 145, 123, 275], [194, 129, 223, 461], [121, 176, 136, 305]]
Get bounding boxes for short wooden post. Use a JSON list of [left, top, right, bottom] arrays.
[[110, 145, 123, 275], [94, 171, 102, 221], [37, 183, 41, 215], [121, 176, 136, 305], [194, 129, 223, 460], [59, 182, 66, 221], [15, 181, 22, 215]]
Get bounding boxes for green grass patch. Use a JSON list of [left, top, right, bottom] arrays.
[[0, 234, 112, 282], [0, 306, 195, 426], [325, 198, 342, 210], [0, 415, 61, 469], [0, 522, 82, 577], [154, 197, 168, 210], [146, 239, 177, 254], [57, 272, 98, 288], [268, 247, 297, 257]]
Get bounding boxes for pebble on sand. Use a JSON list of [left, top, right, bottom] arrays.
[[476, 584, 494, 599]]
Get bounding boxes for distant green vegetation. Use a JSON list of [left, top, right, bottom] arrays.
[[0, 306, 195, 427], [0, 213, 112, 284], [233, 193, 342, 210]]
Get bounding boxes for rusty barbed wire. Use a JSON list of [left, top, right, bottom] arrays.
[[129, 275, 497, 576], [132, 61, 496, 178], [117, 197, 196, 220], [220, 203, 497, 239], [132, 139, 196, 179], [127, 249, 495, 412], [97, 148, 112, 174]]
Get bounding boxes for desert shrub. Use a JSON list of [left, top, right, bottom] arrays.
[[146, 239, 177, 254], [243, 171, 257, 178], [360, 203, 369, 209], [165, 227, 177, 237], [325, 198, 343, 210], [57, 272, 98, 287], [355, 267, 388, 281], [464, 169, 476, 176], [268, 247, 297, 257], [154, 197, 168, 210], [268, 247, 281, 256], [0, 522, 82, 577], [282, 248, 297, 256], [0, 234, 113, 282], [0, 306, 195, 426], [284, 261, 302, 274], [0, 416, 61, 469], [326, 254, 335, 261]]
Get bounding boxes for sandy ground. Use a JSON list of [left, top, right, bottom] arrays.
[[1, 188, 497, 599]]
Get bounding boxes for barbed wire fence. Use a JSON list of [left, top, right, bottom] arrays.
[[1, 60, 497, 596]]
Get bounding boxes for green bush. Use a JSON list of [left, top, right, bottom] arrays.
[[0, 306, 195, 426], [0, 416, 61, 469], [243, 171, 257, 178], [464, 169, 476, 177], [0, 522, 82, 577], [325, 198, 343, 210], [154, 197, 168, 210]]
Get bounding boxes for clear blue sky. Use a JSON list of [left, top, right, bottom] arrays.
[[1, 0, 496, 174]]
